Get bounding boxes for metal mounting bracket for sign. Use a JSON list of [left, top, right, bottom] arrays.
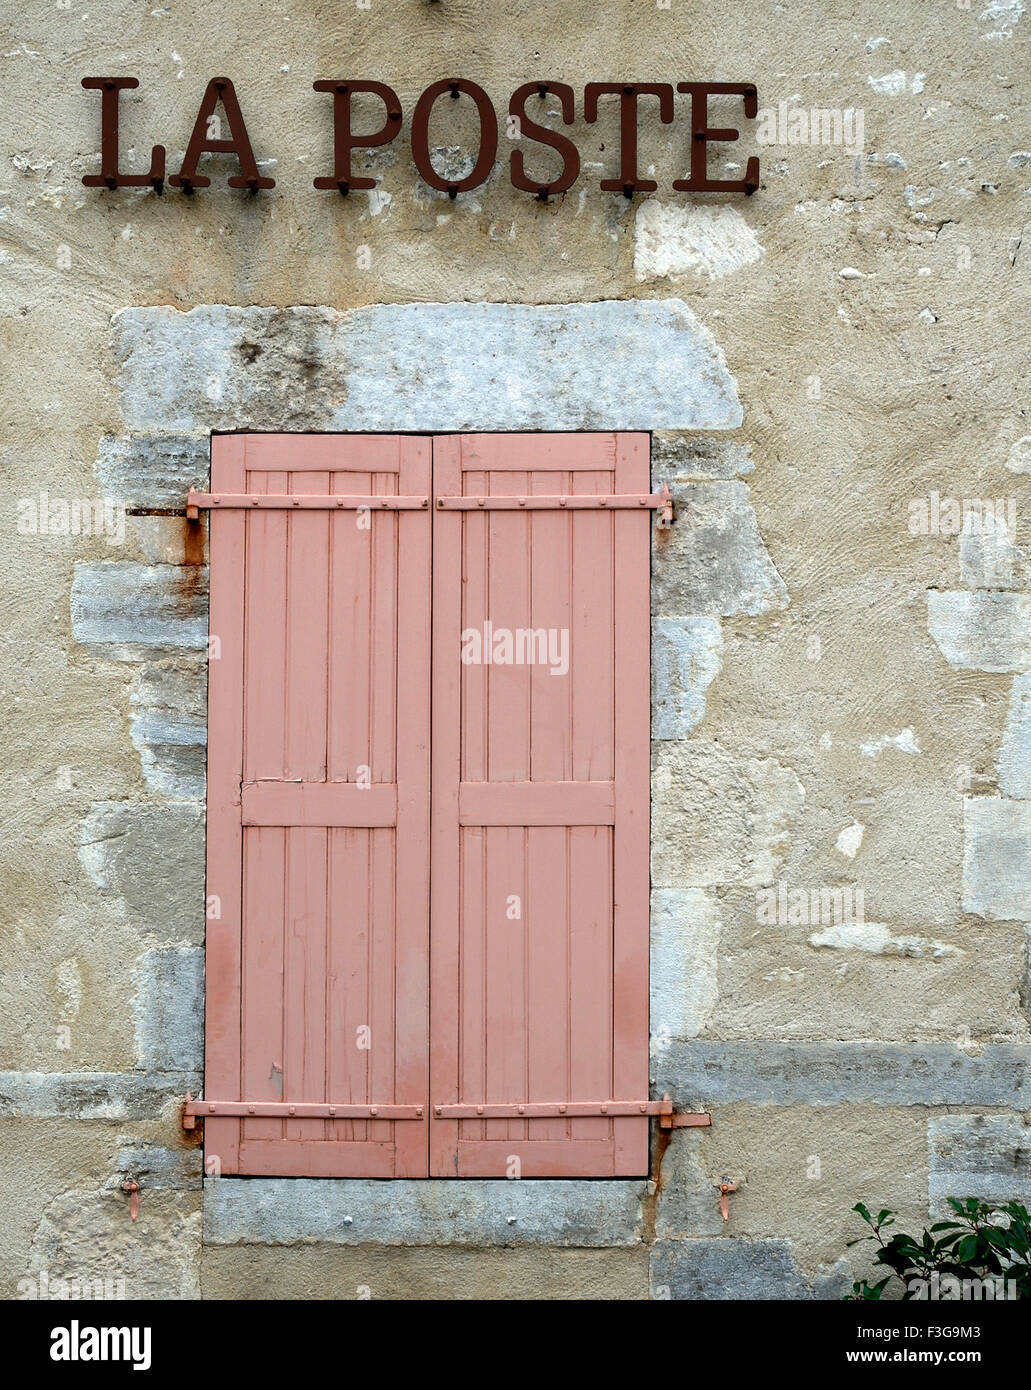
[[185, 491, 430, 519], [434, 485, 675, 527]]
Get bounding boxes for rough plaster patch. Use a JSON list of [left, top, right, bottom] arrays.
[[78, 802, 205, 942], [651, 1239, 849, 1300], [114, 302, 743, 433], [651, 617, 723, 738], [929, 1114, 1031, 1210], [652, 742, 805, 889], [835, 822, 864, 858], [71, 561, 208, 659], [998, 673, 1031, 797], [634, 202, 764, 282], [652, 481, 789, 619], [653, 1042, 1031, 1108], [979, 0, 1024, 38], [809, 921, 958, 958], [859, 728, 921, 758], [650, 888, 720, 1043], [27, 1188, 200, 1299], [132, 948, 204, 1072], [1006, 437, 1031, 474], [962, 796, 1031, 920], [927, 591, 1031, 673], [204, 1178, 647, 1247], [868, 71, 907, 95]]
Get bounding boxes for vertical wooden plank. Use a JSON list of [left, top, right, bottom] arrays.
[[484, 825, 527, 1148], [526, 467, 572, 1143], [327, 468, 372, 784], [326, 827, 368, 1143], [204, 435, 247, 1173], [612, 433, 651, 1173], [282, 466, 330, 1142], [429, 435, 464, 1176], [241, 825, 286, 1145], [393, 437, 432, 1175]]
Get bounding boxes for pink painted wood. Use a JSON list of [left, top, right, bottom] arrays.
[[429, 433, 652, 1178], [206, 432, 650, 1180], [205, 435, 431, 1177]]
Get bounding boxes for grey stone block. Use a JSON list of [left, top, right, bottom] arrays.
[[94, 433, 210, 509], [71, 561, 208, 658], [650, 888, 719, 1042], [929, 1114, 1031, 1212], [133, 948, 204, 1072], [130, 660, 207, 800], [998, 673, 1031, 798], [652, 1041, 1031, 1108], [654, 1131, 724, 1238], [113, 1141, 203, 1191], [652, 433, 755, 481], [651, 616, 722, 738], [0, 1071, 200, 1119], [652, 481, 788, 618], [204, 1177, 648, 1247], [927, 591, 1031, 673], [650, 1238, 850, 1300], [962, 796, 1031, 920], [113, 301, 743, 433], [79, 801, 205, 941]]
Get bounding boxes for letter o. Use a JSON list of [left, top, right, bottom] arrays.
[[411, 79, 498, 195]]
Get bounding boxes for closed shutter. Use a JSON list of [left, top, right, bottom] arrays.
[[429, 433, 651, 1177], [204, 434, 431, 1177], [202, 432, 651, 1179]]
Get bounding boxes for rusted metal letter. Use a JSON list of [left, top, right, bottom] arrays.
[[674, 82, 759, 194], [411, 79, 498, 198], [508, 81, 580, 199], [313, 80, 403, 193], [169, 77, 274, 192], [583, 83, 674, 195], [81, 77, 165, 191]]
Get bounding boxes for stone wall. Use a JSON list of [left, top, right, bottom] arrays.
[[1, 0, 1029, 1300]]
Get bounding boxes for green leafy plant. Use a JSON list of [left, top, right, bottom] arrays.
[[846, 1198, 1031, 1300]]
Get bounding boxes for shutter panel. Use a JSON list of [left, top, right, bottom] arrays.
[[204, 434, 431, 1177], [429, 433, 651, 1178]]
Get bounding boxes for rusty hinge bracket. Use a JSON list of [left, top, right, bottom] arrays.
[[185, 491, 430, 519]]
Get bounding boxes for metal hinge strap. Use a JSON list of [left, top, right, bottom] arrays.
[[434, 1095, 710, 1128], [181, 1096, 424, 1127], [182, 1093, 708, 1130], [185, 491, 429, 519], [435, 486, 674, 520]]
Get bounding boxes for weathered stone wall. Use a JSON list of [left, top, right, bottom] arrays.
[[1, 0, 1029, 1300]]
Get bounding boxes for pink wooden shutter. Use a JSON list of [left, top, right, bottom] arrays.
[[205, 434, 431, 1177], [429, 433, 652, 1178]]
